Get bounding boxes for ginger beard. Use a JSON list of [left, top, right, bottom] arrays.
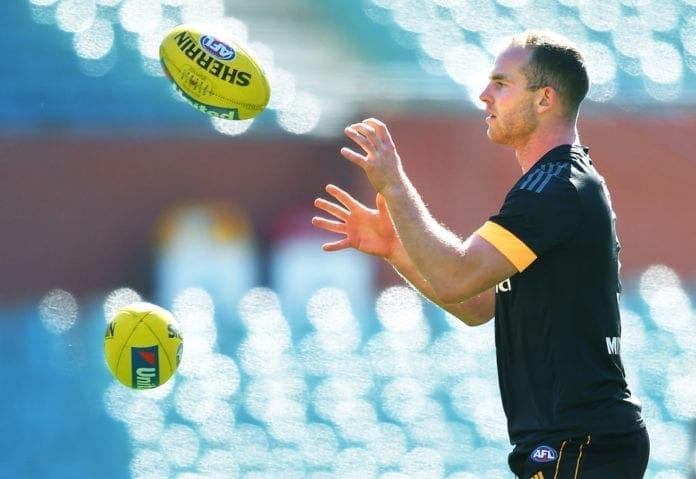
[[486, 92, 539, 148]]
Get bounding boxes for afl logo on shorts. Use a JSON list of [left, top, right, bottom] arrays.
[[531, 445, 558, 463]]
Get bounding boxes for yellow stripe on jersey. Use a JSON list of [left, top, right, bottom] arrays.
[[474, 221, 537, 272]]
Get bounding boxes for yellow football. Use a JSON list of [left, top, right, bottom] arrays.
[[159, 23, 271, 120], [104, 302, 183, 389]]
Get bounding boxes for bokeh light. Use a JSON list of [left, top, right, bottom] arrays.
[[138, 20, 178, 61], [578, 0, 621, 32], [449, 0, 498, 33], [277, 91, 321, 135], [333, 447, 378, 479], [682, 16, 696, 56], [267, 67, 298, 111], [443, 43, 491, 105], [637, 0, 680, 33], [73, 16, 114, 60], [211, 117, 255, 136], [38, 289, 78, 334], [103, 287, 142, 322], [55, 0, 97, 33], [640, 41, 683, 85], [125, 396, 166, 443], [640, 265, 693, 342], [180, 0, 225, 24], [401, 447, 445, 478], [160, 423, 200, 468], [130, 449, 170, 479], [118, 0, 162, 34]]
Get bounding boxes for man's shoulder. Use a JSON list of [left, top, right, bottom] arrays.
[[514, 160, 572, 195], [511, 144, 587, 195]]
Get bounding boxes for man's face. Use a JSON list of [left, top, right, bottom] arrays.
[[479, 46, 539, 148]]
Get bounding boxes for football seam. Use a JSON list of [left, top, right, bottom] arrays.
[[140, 316, 175, 371], [113, 311, 153, 379]]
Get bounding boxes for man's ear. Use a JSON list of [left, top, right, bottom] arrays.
[[537, 86, 556, 113]]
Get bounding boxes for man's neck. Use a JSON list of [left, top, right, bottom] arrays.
[[515, 125, 579, 173]]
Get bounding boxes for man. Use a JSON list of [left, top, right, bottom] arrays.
[[312, 31, 649, 478]]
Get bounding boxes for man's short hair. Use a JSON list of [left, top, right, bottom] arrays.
[[509, 31, 590, 120]]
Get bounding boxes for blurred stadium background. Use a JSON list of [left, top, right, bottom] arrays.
[[1, 0, 695, 478]]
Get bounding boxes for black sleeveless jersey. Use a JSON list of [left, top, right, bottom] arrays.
[[475, 144, 645, 446]]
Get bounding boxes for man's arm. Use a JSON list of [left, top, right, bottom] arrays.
[[341, 118, 519, 304], [382, 175, 517, 304], [312, 185, 495, 326], [387, 237, 496, 326]]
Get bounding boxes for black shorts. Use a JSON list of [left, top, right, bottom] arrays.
[[508, 427, 650, 479]]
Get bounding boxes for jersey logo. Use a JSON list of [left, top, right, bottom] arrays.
[[606, 336, 621, 355], [518, 162, 568, 193], [531, 445, 558, 463], [495, 278, 512, 293]]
